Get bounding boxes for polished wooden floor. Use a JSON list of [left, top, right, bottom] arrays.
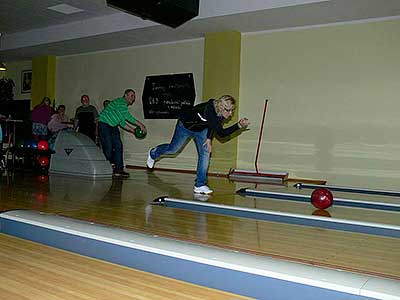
[[0, 233, 249, 299], [1, 169, 400, 281]]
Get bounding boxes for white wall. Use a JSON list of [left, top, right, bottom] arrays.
[[55, 19, 400, 189], [239, 19, 400, 189], [2, 60, 32, 101], [56, 39, 204, 171]]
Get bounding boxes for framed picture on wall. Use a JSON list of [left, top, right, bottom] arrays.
[[21, 70, 32, 93]]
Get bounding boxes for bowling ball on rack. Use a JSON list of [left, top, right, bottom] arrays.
[[310, 188, 333, 210], [37, 174, 49, 183], [37, 140, 49, 151], [134, 127, 147, 139], [38, 156, 50, 168]]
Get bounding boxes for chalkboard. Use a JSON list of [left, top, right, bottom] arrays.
[[142, 73, 195, 119]]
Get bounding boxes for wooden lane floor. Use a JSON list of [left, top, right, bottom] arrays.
[[0, 233, 249, 300], [1, 169, 400, 280], [257, 182, 400, 206], [233, 190, 400, 227]]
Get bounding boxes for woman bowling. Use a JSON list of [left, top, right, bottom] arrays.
[[146, 95, 249, 194]]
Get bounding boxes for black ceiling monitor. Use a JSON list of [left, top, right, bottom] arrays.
[[106, 0, 200, 28]]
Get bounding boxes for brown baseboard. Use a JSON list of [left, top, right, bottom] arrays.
[[126, 165, 228, 177], [287, 178, 327, 185], [126, 165, 327, 183]]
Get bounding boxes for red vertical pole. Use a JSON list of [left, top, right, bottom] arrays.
[[254, 99, 268, 174]]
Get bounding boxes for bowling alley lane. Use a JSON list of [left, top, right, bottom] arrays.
[[1, 169, 400, 280], [227, 192, 400, 228], [254, 182, 400, 206]]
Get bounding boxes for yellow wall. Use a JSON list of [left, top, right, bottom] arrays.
[[203, 31, 241, 173], [54, 18, 400, 189], [0, 58, 55, 106], [56, 40, 204, 171], [240, 19, 400, 189], [32, 55, 56, 107]]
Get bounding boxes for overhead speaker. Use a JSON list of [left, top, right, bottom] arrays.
[[106, 0, 199, 28]]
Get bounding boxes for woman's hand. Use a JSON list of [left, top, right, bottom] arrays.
[[203, 138, 212, 153], [239, 118, 250, 128]]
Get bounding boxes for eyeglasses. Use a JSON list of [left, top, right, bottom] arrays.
[[224, 107, 235, 113]]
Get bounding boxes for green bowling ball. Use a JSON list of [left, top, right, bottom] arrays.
[[134, 127, 147, 139]]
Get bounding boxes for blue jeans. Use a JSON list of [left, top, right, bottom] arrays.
[[99, 122, 123, 172], [151, 121, 210, 187]]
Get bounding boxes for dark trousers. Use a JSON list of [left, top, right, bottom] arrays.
[[99, 122, 123, 172], [78, 125, 96, 142]]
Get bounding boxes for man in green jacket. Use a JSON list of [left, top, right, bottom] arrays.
[[99, 89, 146, 177]]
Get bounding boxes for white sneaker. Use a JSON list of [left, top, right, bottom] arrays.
[[194, 185, 213, 194], [147, 149, 155, 169]]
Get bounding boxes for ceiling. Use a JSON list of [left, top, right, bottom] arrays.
[[1, 0, 400, 62]]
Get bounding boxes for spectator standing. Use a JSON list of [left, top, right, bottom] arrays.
[[74, 94, 99, 142]]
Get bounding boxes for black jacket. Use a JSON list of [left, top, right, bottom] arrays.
[[179, 99, 240, 139]]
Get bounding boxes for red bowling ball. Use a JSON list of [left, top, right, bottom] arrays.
[[37, 175, 49, 183], [38, 156, 50, 168], [37, 140, 49, 151], [311, 188, 333, 210]]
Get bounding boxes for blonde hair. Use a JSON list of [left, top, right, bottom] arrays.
[[214, 95, 236, 116]]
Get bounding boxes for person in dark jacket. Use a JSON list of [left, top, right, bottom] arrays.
[[74, 94, 99, 142], [146, 95, 249, 194]]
